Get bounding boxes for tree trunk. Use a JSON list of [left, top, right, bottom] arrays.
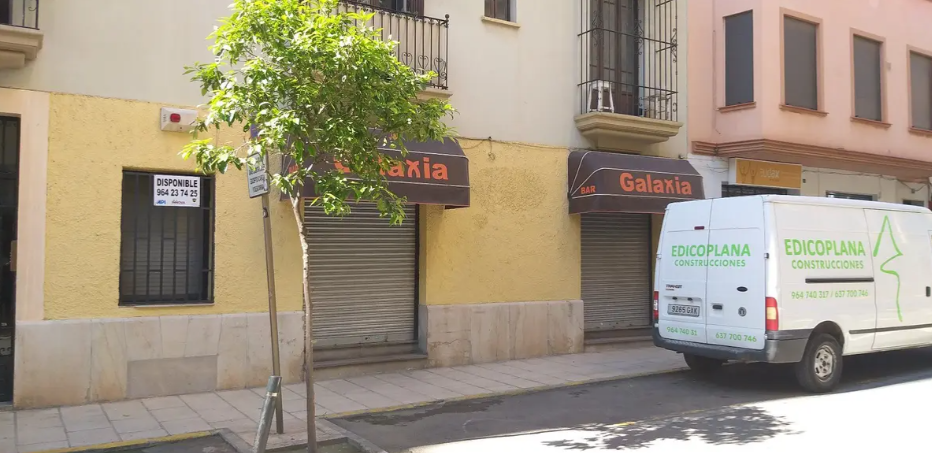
[[291, 196, 318, 453]]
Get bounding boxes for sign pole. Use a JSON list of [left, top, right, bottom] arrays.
[[261, 192, 285, 435], [248, 151, 284, 435]]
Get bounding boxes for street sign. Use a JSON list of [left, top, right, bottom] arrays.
[[153, 174, 201, 207], [247, 154, 270, 198]]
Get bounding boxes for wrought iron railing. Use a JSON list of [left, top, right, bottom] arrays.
[[579, 0, 678, 122], [0, 0, 39, 29], [340, 1, 450, 90]]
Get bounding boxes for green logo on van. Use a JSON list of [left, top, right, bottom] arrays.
[[783, 239, 866, 257], [873, 215, 903, 322], [783, 239, 868, 270], [671, 244, 749, 268]]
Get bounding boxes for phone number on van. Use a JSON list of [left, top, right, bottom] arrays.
[[665, 326, 699, 337], [791, 289, 869, 300]]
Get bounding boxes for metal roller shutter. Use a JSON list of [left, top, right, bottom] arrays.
[[304, 201, 417, 348], [581, 213, 651, 331]]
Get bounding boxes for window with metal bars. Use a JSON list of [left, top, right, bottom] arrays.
[[119, 171, 214, 306], [485, 0, 512, 21]]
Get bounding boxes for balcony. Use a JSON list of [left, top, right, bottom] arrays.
[[340, 1, 450, 97], [0, 0, 40, 69], [576, 0, 681, 150]]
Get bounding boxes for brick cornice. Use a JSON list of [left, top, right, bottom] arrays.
[[692, 139, 932, 182]]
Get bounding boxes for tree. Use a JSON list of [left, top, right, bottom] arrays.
[[182, 0, 455, 450]]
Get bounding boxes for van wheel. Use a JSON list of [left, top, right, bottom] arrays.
[[684, 354, 724, 374], [795, 334, 843, 393]]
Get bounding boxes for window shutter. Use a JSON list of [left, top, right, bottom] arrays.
[[725, 12, 754, 106]]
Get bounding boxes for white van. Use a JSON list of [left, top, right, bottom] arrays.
[[653, 195, 932, 392]]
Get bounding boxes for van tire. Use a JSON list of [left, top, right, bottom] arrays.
[[795, 334, 843, 393], [684, 354, 724, 374]]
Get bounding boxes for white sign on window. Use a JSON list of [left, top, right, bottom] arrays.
[[153, 175, 201, 207], [247, 154, 269, 198]]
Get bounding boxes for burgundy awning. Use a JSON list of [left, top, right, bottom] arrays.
[[568, 150, 705, 214], [281, 136, 470, 208]]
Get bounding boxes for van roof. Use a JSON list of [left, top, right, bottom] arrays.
[[673, 195, 931, 213]]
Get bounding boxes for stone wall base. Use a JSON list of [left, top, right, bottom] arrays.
[[14, 312, 305, 408], [420, 300, 584, 367], [13, 301, 584, 408]]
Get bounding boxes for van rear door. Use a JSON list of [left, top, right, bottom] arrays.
[[704, 197, 766, 350], [657, 200, 713, 344]]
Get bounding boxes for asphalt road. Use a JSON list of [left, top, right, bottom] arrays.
[[330, 347, 932, 452]]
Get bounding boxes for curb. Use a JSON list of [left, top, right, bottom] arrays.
[[317, 420, 388, 453], [322, 365, 689, 420], [32, 431, 213, 453]]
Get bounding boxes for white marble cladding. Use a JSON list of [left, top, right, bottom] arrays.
[[422, 300, 584, 367], [13, 312, 305, 409]]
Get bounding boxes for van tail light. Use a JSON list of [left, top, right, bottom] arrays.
[[653, 291, 659, 323], [765, 297, 779, 331]]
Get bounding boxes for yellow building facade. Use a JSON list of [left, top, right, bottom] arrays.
[[0, 0, 692, 408]]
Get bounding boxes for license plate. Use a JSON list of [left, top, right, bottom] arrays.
[[668, 304, 700, 317]]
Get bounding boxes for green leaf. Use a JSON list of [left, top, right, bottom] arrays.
[[180, 0, 457, 223]]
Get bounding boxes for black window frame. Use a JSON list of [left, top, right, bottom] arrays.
[[783, 15, 820, 111], [826, 191, 874, 201], [485, 0, 512, 22], [372, 0, 423, 16], [903, 199, 926, 207], [852, 34, 884, 122], [721, 184, 788, 198], [724, 11, 755, 106], [118, 171, 216, 306], [909, 50, 932, 131]]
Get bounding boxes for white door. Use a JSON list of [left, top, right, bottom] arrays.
[[772, 202, 876, 354], [704, 197, 766, 350], [865, 210, 932, 349], [657, 200, 712, 344]]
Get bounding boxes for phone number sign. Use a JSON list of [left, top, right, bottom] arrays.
[[153, 175, 201, 207]]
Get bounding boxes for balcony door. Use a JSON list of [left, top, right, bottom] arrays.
[[367, 0, 423, 15], [589, 0, 640, 115]]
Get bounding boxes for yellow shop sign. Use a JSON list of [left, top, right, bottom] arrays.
[[731, 158, 802, 189]]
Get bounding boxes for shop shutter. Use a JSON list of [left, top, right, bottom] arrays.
[[304, 201, 417, 348], [581, 213, 651, 331]]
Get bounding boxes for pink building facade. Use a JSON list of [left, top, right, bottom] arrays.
[[688, 0, 932, 203]]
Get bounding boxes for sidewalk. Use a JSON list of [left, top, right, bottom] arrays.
[[2, 344, 684, 453]]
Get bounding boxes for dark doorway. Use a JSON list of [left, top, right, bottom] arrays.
[[0, 0, 10, 26], [588, 0, 640, 115], [0, 116, 20, 403]]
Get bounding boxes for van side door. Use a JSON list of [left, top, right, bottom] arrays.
[[775, 203, 875, 355], [865, 210, 932, 349]]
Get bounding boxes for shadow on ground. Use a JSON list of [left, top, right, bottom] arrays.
[[332, 347, 932, 452], [541, 405, 795, 451]]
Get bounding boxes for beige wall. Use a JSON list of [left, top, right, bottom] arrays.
[[688, 0, 932, 160], [0, 0, 688, 154]]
